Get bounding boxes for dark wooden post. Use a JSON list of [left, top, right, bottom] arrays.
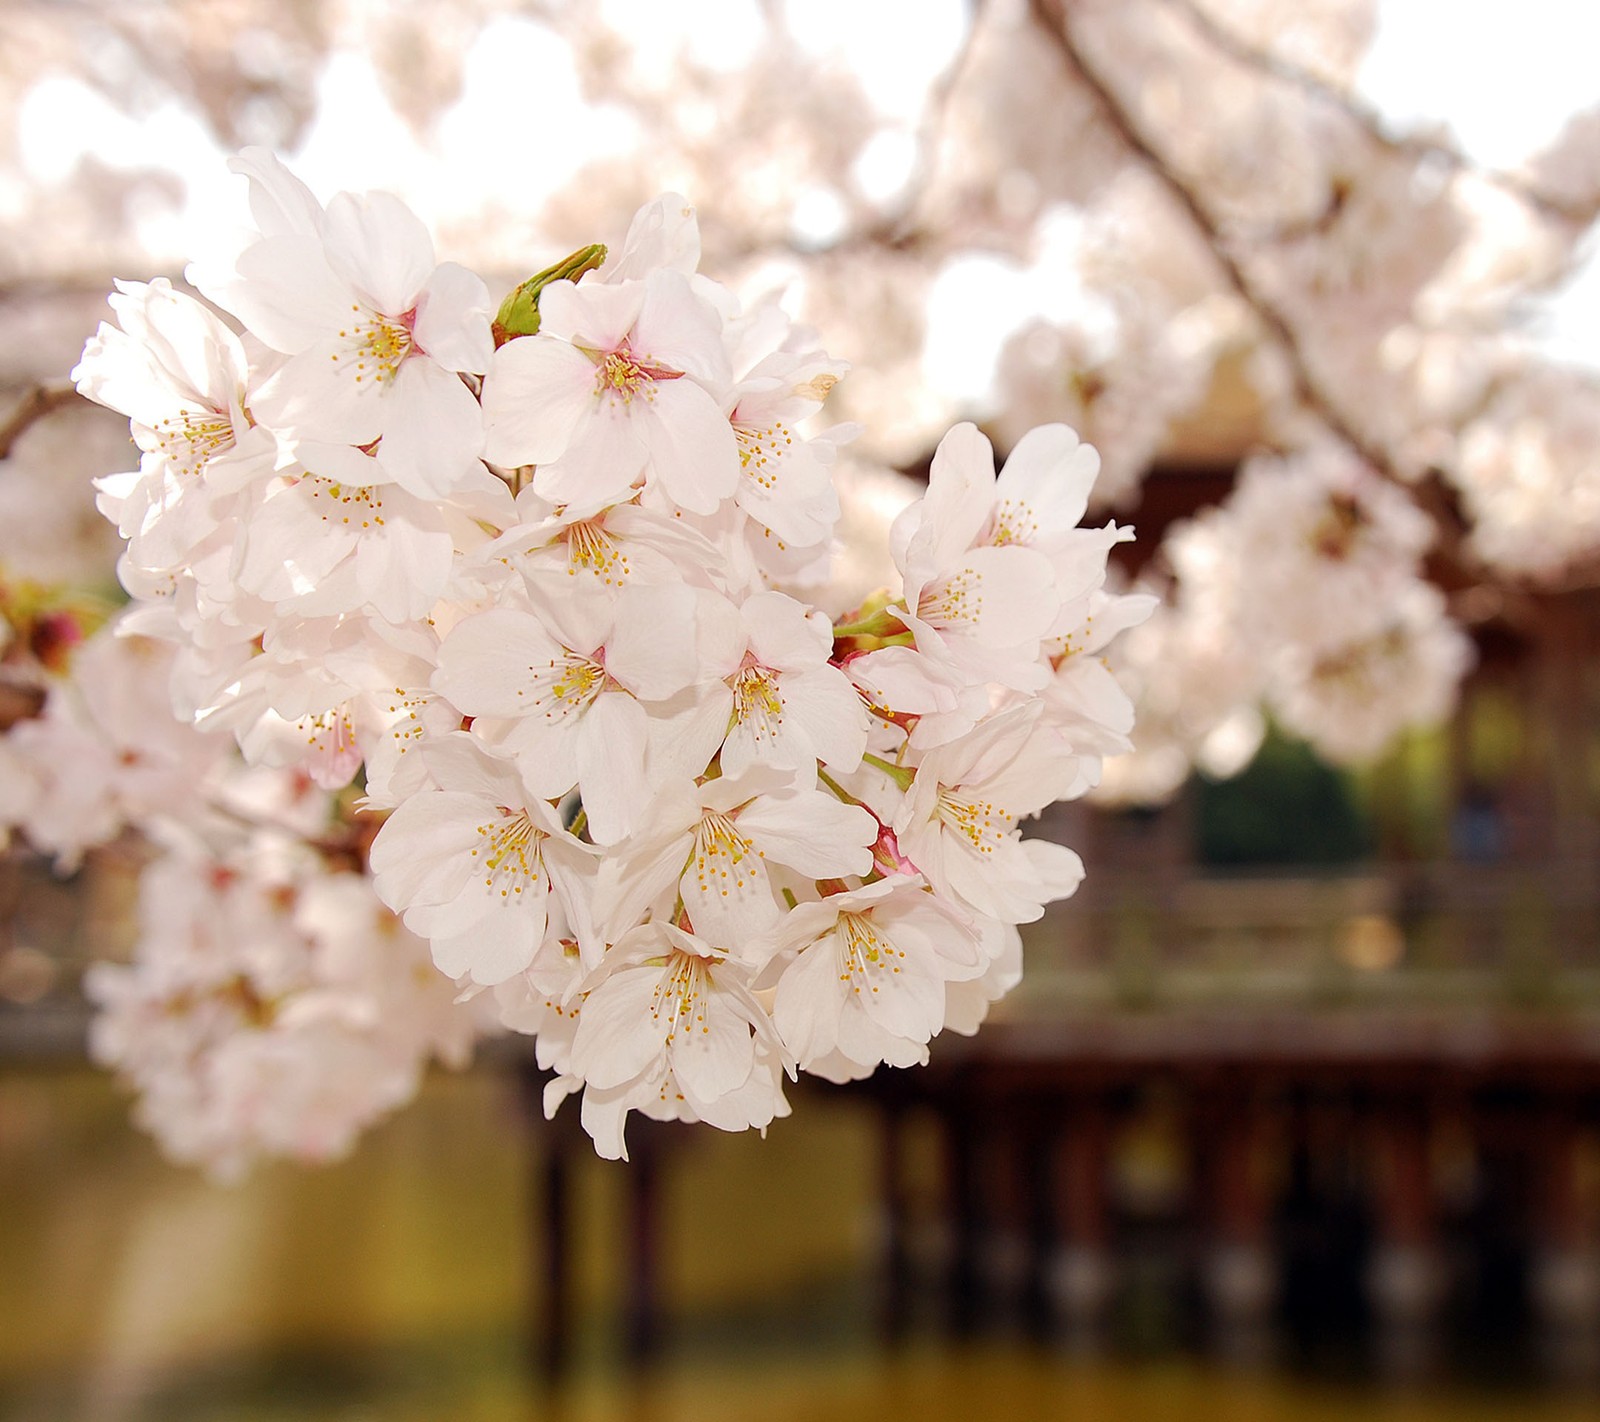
[[1051, 1093, 1115, 1340], [1367, 1096, 1444, 1374], [1197, 1085, 1278, 1358]]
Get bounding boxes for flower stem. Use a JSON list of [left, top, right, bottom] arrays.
[[861, 752, 915, 792], [816, 765, 859, 804]]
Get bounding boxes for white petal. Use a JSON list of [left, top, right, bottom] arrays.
[[321, 189, 436, 315], [413, 261, 493, 373], [636, 379, 740, 514], [575, 693, 651, 845], [571, 966, 667, 1089], [481, 337, 596, 467]]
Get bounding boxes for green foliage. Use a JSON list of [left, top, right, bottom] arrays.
[[1195, 729, 1373, 867]]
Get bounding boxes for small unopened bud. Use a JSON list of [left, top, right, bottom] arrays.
[[492, 243, 607, 347]]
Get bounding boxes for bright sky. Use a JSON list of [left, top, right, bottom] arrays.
[[13, 0, 1600, 391]]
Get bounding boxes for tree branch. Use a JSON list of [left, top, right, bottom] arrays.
[[1020, 0, 1575, 606], [1026, 0, 1395, 476], [0, 384, 84, 462]]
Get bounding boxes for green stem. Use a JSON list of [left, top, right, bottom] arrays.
[[861, 752, 915, 792], [816, 765, 859, 804]]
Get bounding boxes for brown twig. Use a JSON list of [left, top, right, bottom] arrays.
[[0, 383, 84, 462]]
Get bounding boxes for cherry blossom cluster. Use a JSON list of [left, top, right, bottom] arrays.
[[59, 153, 1149, 1162], [1097, 444, 1474, 804], [87, 840, 475, 1181]]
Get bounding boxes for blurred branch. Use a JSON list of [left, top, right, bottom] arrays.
[[1158, 0, 1599, 227], [0, 384, 84, 462], [1026, 0, 1394, 476], [1023, 0, 1590, 624]]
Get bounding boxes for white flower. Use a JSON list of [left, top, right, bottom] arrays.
[[753, 878, 984, 1079], [596, 764, 879, 947], [200, 151, 493, 500], [567, 921, 787, 1160], [432, 583, 737, 844], [233, 442, 454, 624], [73, 277, 277, 572], [705, 590, 871, 780], [368, 736, 597, 985], [481, 268, 737, 515], [890, 422, 1063, 701], [893, 704, 1086, 923]]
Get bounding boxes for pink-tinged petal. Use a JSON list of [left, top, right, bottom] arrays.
[[505, 717, 582, 803], [607, 584, 736, 700], [737, 789, 876, 877], [413, 262, 493, 373], [672, 995, 756, 1103], [359, 512, 454, 623], [631, 269, 730, 387], [1047, 656, 1136, 743], [1072, 590, 1159, 655], [571, 965, 668, 1088], [688, 1047, 790, 1133], [538, 279, 647, 351], [635, 380, 740, 515], [888, 898, 986, 976], [943, 835, 1053, 923], [922, 544, 1060, 644], [742, 590, 830, 670], [846, 646, 960, 716], [680, 814, 782, 949], [593, 814, 697, 945], [912, 421, 997, 569], [924, 702, 1038, 787], [482, 336, 597, 467], [417, 734, 528, 803], [579, 1083, 634, 1161], [646, 685, 733, 786], [543, 837, 602, 967], [575, 692, 651, 846], [835, 1010, 927, 1073], [108, 278, 249, 416], [253, 339, 382, 444], [859, 952, 947, 1043], [379, 359, 486, 499], [321, 189, 436, 314], [717, 711, 769, 781], [368, 791, 491, 908], [234, 484, 351, 601], [1021, 837, 1085, 904]]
